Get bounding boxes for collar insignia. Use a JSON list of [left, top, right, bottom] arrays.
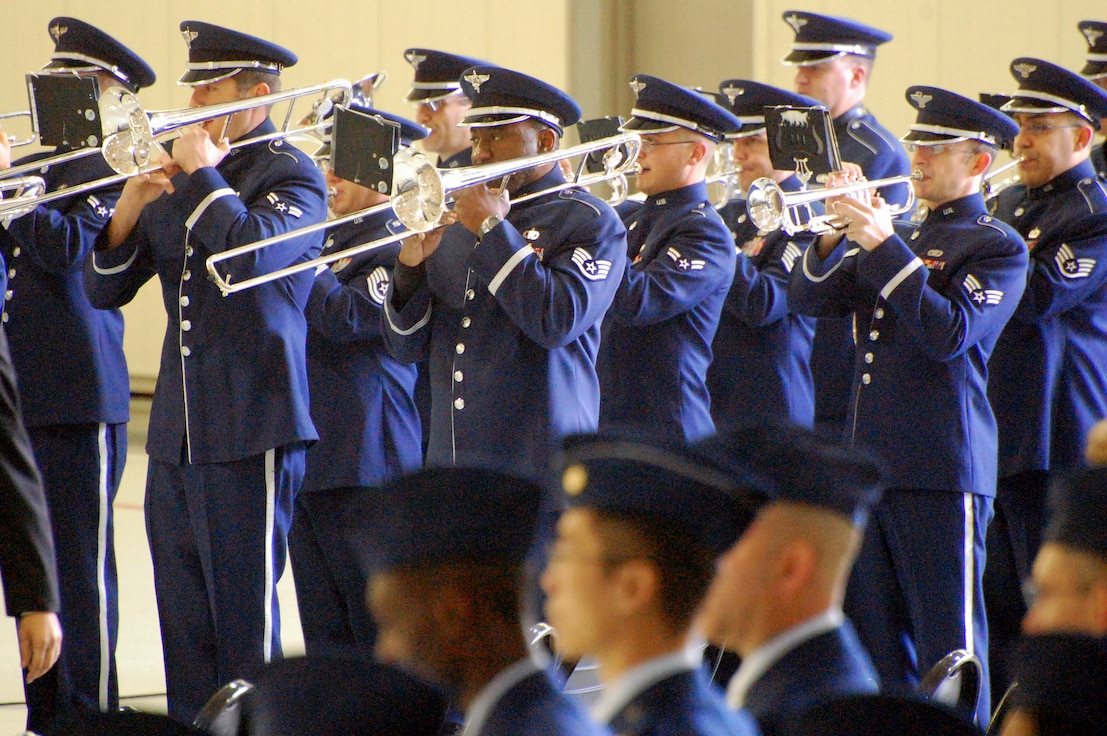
[[523, 228, 540, 241], [1013, 63, 1037, 79], [464, 71, 490, 93], [910, 91, 933, 109]]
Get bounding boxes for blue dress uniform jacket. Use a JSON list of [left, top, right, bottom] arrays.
[[1093, 142, 1106, 178], [470, 667, 610, 736], [989, 160, 1107, 475], [789, 193, 1028, 496], [1, 152, 129, 426], [382, 167, 626, 483], [741, 623, 878, 735], [84, 121, 326, 463], [608, 669, 758, 736], [598, 181, 735, 443], [711, 176, 817, 429], [302, 210, 421, 492]]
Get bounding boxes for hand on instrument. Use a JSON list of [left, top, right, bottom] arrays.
[[398, 210, 459, 266], [18, 612, 61, 684], [831, 195, 893, 252], [172, 124, 231, 175], [453, 180, 511, 236], [0, 127, 11, 170]]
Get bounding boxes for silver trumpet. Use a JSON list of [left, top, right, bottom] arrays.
[[982, 156, 1024, 200], [205, 132, 642, 294], [746, 171, 922, 235]]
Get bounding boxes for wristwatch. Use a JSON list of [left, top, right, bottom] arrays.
[[478, 214, 503, 238]]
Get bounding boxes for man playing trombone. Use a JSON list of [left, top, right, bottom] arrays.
[[83, 22, 327, 722], [382, 65, 626, 487], [0, 18, 154, 732], [787, 87, 1029, 725]]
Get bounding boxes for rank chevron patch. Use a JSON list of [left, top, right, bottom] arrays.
[[666, 247, 705, 271], [963, 273, 1004, 306], [571, 248, 612, 280], [1055, 243, 1096, 279]]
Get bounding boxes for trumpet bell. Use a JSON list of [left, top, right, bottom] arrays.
[[392, 149, 447, 232], [746, 178, 787, 232]]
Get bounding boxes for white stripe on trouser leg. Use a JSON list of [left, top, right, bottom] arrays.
[[263, 449, 276, 663], [96, 423, 110, 711], [962, 493, 974, 656]]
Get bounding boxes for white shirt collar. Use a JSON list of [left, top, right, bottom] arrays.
[[725, 608, 845, 709], [591, 642, 703, 725], [461, 658, 542, 736]]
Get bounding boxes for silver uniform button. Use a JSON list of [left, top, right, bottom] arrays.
[[455, 343, 465, 354], [1, 313, 7, 323], [454, 398, 465, 410], [453, 370, 463, 382], [461, 316, 471, 328], [7, 268, 14, 278], [12, 247, 19, 257], [466, 289, 475, 301], [4, 290, 11, 300], [1014, 207, 1024, 216], [180, 296, 190, 307], [875, 308, 884, 319], [869, 330, 879, 341], [185, 246, 194, 257], [181, 320, 192, 331], [865, 352, 874, 364], [181, 346, 191, 357], [183, 270, 192, 281], [861, 373, 871, 385]]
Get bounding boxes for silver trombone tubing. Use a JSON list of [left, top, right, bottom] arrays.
[[0, 111, 38, 147], [0, 79, 353, 181], [982, 156, 1024, 200], [746, 171, 922, 235], [205, 132, 642, 294], [0, 175, 48, 220]]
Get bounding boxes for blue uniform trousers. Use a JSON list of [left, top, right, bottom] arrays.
[[146, 445, 302, 722], [845, 489, 992, 726], [288, 488, 377, 657], [24, 423, 124, 734]]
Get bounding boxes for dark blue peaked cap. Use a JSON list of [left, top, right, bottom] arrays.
[[404, 48, 491, 103], [902, 86, 1019, 148], [346, 466, 544, 574], [1078, 20, 1107, 80], [559, 434, 769, 556], [621, 74, 743, 142], [693, 422, 884, 527], [177, 21, 297, 86], [460, 65, 581, 133], [42, 17, 155, 91], [1044, 466, 1107, 559], [781, 10, 892, 66], [717, 79, 823, 138], [1003, 57, 1107, 129]]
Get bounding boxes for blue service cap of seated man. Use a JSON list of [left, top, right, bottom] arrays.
[[315, 103, 428, 160], [1003, 57, 1107, 130], [780, 10, 893, 66], [901, 86, 1020, 149], [1079, 21, 1107, 80], [717, 79, 823, 139], [346, 466, 544, 574], [177, 21, 297, 86], [404, 48, 491, 104], [1043, 466, 1107, 560], [1009, 634, 1107, 730], [41, 17, 156, 92], [621, 74, 743, 143], [559, 434, 769, 556], [459, 65, 581, 135], [692, 422, 884, 527]]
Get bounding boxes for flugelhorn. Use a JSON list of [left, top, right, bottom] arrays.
[[205, 132, 642, 294], [746, 171, 922, 235]]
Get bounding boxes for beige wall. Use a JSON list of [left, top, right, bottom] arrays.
[[2, 0, 1104, 384]]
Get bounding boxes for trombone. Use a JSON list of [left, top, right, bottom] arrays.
[[0, 175, 48, 221], [0, 111, 38, 148], [746, 171, 922, 235], [205, 132, 643, 294], [982, 157, 1023, 200], [0, 80, 353, 214]]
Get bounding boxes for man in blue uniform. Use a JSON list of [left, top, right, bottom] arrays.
[[708, 80, 821, 429], [595, 75, 739, 443], [781, 10, 913, 438], [788, 86, 1029, 725], [405, 48, 488, 171], [359, 466, 609, 736], [83, 21, 327, 721], [290, 108, 426, 657], [540, 434, 763, 736], [1079, 21, 1107, 176], [0, 18, 153, 732], [695, 424, 883, 735], [382, 65, 626, 485], [985, 59, 1107, 700]]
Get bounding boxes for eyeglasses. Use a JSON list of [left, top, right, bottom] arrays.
[[904, 142, 978, 156], [1018, 123, 1083, 137], [639, 138, 698, 154]]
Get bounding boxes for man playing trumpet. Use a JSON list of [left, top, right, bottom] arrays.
[[788, 86, 1029, 725]]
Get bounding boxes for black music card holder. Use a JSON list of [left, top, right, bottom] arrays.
[[764, 105, 841, 187], [577, 116, 625, 174], [331, 106, 400, 194], [26, 72, 102, 150]]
